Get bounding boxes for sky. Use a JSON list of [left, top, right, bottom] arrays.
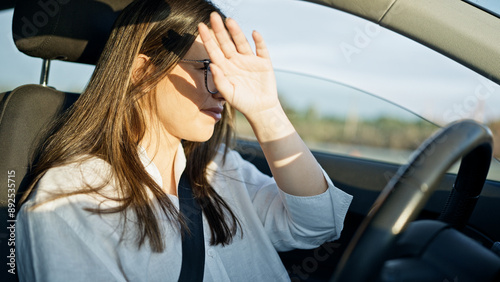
[[1, 0, 500, 125], [466, 0, 500, 16]]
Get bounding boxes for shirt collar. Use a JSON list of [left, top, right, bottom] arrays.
[[138, 143, 186, 189]]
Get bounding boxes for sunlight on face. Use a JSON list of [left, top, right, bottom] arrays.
[[154, 35, 225, 142]]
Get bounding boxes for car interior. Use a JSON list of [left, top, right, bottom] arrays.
[[1, 0, 500, 281]]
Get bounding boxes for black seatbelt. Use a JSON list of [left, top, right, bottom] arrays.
[[178, 171, 205, 282]]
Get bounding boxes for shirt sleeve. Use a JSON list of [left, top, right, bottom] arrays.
[[229, 150, 353, 252]]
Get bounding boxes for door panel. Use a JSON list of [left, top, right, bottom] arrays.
[[235, 139, 500, 280]]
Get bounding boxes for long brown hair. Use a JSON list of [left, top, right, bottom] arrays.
[[21, 0, 240, 252]]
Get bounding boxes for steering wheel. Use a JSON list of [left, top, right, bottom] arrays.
[[331, 120, 495, 281]]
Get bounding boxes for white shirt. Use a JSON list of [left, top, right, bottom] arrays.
[[16, 145, 352, 281]]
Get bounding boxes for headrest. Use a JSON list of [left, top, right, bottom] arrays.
[[12, 0, 134, 65]]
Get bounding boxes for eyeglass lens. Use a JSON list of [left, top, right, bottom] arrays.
[[204, 62, 218, 94]]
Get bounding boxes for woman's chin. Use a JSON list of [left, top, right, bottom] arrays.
[[184, 128, 215, 143]]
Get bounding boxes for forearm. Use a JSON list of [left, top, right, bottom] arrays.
[[245, 104, 328, 197]]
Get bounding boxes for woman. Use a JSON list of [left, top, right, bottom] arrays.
[[16, 0, 352, 281]]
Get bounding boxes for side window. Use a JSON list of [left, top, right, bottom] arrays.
[[235, 70, 500, 181], [231, 0, 500, 182], [235, 71, 438, 165]]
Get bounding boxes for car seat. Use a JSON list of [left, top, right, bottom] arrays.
[[0, 0, 133, 280]]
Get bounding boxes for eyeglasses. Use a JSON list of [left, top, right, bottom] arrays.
[[179, 59, 218, 94]]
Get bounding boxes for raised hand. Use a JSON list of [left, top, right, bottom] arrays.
[[198, 12, 279, 119], [199, 12, 328, 197]]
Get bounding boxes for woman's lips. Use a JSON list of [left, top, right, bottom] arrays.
[[201, 107, 223, 121]]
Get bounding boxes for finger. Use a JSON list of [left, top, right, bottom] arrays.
[[209, 63, 234, 99], [226, 18, 253, 55], [209, 12, 237, 58], [252, 30, 270, 59], [198, 22, 226, 64]]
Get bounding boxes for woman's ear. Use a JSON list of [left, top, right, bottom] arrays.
[[131, 54, 151, 84]]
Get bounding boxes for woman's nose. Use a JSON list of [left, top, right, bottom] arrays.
[[211, 90, 225, 101]]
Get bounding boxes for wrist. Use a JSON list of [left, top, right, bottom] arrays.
[[245, 104, 295, 143]]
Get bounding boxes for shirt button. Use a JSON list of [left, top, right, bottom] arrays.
[[207, 249, 215, 258]]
